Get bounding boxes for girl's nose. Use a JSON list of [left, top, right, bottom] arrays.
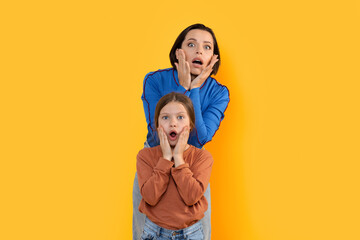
[[170, 118, 177, 127]]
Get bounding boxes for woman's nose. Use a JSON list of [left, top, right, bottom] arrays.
[[196, 46, 203, 55]]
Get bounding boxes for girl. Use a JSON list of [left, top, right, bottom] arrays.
[[137, 92, 213, 240], [133, 23, 230, 239]]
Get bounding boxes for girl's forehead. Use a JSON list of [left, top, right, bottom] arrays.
[[160, 101, 187, 114], [184, 29, 213, 43]]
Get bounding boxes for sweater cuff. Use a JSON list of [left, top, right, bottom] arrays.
[[171, 163, 190, 174], [155, 158, 174, 174], [188, 88, 201, 106], [175, 85, 188, 95], [189, 87, 200, 95]]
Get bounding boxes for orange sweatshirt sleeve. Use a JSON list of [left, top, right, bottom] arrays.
[[171, 150, 213, 206], [137, 150, 174, 206]]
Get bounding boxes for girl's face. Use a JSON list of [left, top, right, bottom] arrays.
[[158, 101, 190, 147], [180, 29, 214, 76]]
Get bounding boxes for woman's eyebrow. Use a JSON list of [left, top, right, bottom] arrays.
[[186, 38, 213, 44]]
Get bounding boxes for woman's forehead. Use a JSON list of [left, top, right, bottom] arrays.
[[185, 29, 213, 44]]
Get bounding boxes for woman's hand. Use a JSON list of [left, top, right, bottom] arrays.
[[190, 54, 219, 89], [158, 127, 172, 161], [175, 49, 191, 90], [173, 126, 190, 167]]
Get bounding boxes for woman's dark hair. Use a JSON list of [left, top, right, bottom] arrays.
[[169, 23, 221, 75], [154, 92, 195, 131]]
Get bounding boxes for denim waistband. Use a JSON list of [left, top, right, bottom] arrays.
[[144, 217, 202, 238]]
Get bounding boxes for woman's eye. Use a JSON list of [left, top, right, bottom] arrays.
[[162, 116, 168, 120], [177, 116, 184, 120], [188, 43, 195, 47], [205, 45, 211, 50]]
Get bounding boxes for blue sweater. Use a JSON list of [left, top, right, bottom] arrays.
[[142, 68, 230, 149]]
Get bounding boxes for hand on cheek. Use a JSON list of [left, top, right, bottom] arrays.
[[175, 49, 191, 90], [173, 126, 190, 166], [158, 126, 172, 161], [190, 54, 219, 89]]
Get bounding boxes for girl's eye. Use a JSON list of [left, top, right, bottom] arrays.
[[162, 116, 168, 120], [205, 45, 211, 50], [177, 116, 184, 120], [188, 43, 195, 47]]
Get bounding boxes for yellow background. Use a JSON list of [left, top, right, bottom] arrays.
[[1, 0, 359, 239]]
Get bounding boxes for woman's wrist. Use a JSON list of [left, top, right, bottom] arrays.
[[190, 84, 200, 90], [179, 79, 190, 90]]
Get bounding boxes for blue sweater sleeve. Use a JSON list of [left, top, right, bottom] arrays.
[[188, 83, 230, 146], [141, 70, 186, 147]]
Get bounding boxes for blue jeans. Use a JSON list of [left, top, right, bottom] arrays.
[[141, 217, 204, 240], [132, 173, 211, 240]]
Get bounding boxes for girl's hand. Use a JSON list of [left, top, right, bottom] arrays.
[[173, 126, 190, 167], [158, 127, 172, 161], [190, 54, 219, 89], [175, 49, 191, 90]]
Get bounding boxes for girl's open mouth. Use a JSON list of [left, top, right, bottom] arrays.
[[169, 131, 177, 141]]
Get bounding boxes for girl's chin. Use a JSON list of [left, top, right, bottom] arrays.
[[169, 141, 178, 148]]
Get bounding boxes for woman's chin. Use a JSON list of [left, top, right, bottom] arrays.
[[190, 69, 202, 77]]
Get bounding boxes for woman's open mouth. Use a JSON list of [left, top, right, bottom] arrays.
[[192, 58, 203, 67]]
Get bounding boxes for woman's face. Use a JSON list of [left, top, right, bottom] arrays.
[[180, 29, 214, 76], [158, 101, 190, 147]]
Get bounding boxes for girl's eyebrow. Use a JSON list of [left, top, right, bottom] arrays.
[[160, 112, 187, 115], [186, 38, 213, 45]]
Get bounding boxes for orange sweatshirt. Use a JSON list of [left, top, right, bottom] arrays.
[[136, 145, 213, 230]]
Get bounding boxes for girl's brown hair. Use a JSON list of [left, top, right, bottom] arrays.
[[154, 92, 195, 131]]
